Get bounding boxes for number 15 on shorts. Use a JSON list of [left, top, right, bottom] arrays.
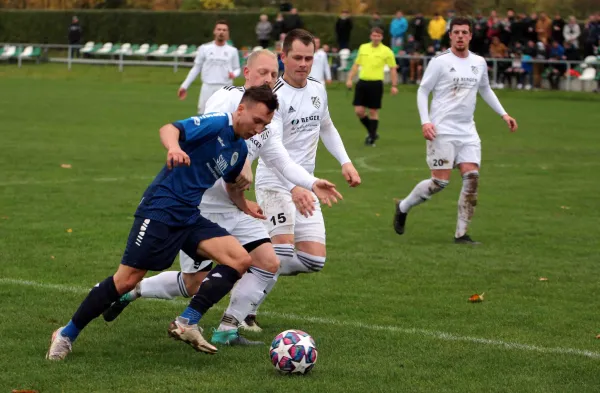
[[270, 213, 287, 226]]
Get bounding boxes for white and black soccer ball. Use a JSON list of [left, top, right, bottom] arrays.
[[269, 329, 318, 374]]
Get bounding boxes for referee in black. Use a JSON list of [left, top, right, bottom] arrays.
[[346, 27, 398, 146]]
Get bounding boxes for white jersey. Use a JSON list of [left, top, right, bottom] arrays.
[[308, 49, 332, 84], [199, 85, 318, 214], [417, 50, 506, 140], [255, 77, 351, 192], [181, 41, 241, 88]]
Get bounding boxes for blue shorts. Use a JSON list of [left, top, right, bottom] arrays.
[[121, 216, 230, 271]]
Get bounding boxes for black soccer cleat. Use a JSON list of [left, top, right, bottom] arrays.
[[102, 298, 131, 322], [393, 199, 408, 235], [454, 235, 482, 245]]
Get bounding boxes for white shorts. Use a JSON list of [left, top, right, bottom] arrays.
[[255, 188, 326, 245], [198, 83, 225, 114], [179, 210, 270, 274], [426, 136, 481, 170]]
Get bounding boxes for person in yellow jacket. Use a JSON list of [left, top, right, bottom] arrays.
[[428, 13, 446, 50]]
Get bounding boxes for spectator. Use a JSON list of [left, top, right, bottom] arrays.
[[369, 12, 384, 31], [487, 11, 501, 42], [396, 50, 410, 84], [255, 14, 273, 49], [512, 13, 527, 44], [564, 41, 580, 61], [445, 10, 455, 32], [404, 35, 422, 83], [547, 40, 566, 90], [283, 8, 303, 33], [536, 12, 552, 45], [68, 16, 82, 58], [499, 15, 513, 45], [330, 46, 341, 81], [272, 13, 285, 42], [552, 13, 566, 44], [389, 11, 408, 49], [410, 12, 426, 45], [472, 11, 488, 55], [563, 16, 581, 49], [425, 45, 436, 57], [525, 12, 538, 43], [427, 13, 446, 51], [503, 46, 528, 89], [583, 14, 599, 56], [335, 10, 353, 50], [489, 36, 509, 88]]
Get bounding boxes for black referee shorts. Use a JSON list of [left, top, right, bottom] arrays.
[[352, 79, 384, 109]]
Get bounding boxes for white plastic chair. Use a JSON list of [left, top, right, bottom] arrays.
[[18, 46, 33, 58], [133, 43, 150, 56], [579, 67, 596, 81], [95, 42, 113, 54], [150, 44, 169, 56], [116, 43, 131, 55], [583, 55, 598, 65], [80, 41, 95, 54], [174, 44, 188, 57], [252, 46, 263, 52], [0, 45, 16, 59]]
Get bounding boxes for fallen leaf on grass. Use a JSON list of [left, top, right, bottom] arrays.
[[375, 213, 380, 217], [469, 293, 485, 303], [596, 334, 600, 339], [50, 256, 55, 260], [61, 164, 72, 169], [539, 277, 549, 281], [560, 206, 570, 210], [66, 228, 73, 233], [12, 390, 39, 393], [1, 216, 8, 220]]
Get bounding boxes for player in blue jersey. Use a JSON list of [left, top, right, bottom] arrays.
[[47, 86, 279, 360]]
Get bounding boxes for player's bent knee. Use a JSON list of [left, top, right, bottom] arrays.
[[114, 265, 146, 294]]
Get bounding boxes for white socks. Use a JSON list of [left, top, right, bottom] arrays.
[[218, 266, 275, 331], [455, 171, 479, 238], [274, 244, 326, 276], [399, 178, 449, 213], [137, 271, 189, 300]]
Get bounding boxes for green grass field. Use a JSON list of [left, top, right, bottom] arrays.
[[1, 64, 600, 393]]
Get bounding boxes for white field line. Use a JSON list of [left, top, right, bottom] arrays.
[[0, 175, 154, 187], [1, 277, 599, 360]]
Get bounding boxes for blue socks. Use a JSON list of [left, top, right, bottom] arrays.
[[180, 307, 202, 325], [61, 320, 81, 341]]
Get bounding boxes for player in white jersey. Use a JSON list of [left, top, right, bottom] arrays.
[[178, 20, 241, 114], [246, 29, 360, 327], [102, 49, 343, 345], [308, 37, 332, 85], [393, 17, 518, 244]]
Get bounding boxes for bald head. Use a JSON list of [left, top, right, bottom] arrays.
[[244, 49, 279, 89]]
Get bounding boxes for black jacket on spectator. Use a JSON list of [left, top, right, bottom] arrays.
[[283, 14, 303, 33], [404, 40, 420, 55], [500, 18, 513, 45], [472, 18, 488, 56], [565, 46, 580, 61], [511, 18, 526, 44], [524, 17, 538, 43], [552, 18, 565, 44], [272, 20, 284, 41], [335, 17, 353, 43], [410, 16, 426, 43], [68, 22, 82, 45]]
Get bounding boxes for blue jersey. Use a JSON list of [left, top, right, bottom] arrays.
[[135, 112, 248, 226]]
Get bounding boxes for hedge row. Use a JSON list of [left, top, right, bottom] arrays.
[[0, 10, 396, 47]]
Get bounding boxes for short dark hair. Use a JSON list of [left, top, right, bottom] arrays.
[[282, 29, 315, 54], [449, 17, 472, 32], [241, 85, 279, 113], [371, 27, 384, 35], [215, 19, 229, 28]]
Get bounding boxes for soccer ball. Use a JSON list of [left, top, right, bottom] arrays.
[[269, 329, 318, 374]]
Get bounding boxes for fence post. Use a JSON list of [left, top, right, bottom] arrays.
[[492, 59, 498, 87], [174, 55, 178, 73], [18, 45, 22, 68], [68, 45, 72, 71], [119, 52, 123, 72]]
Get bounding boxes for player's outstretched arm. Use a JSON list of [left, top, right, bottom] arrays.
[[159, 124, 190, 169]]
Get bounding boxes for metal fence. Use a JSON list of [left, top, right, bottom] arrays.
[[1, 43, 598, 92]]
